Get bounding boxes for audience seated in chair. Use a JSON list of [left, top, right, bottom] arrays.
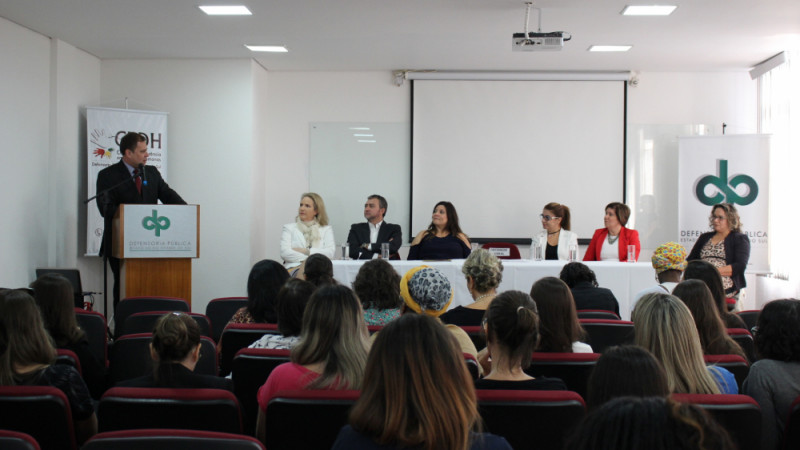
[[530, 277, 592, 353], [353, 259, 403, 326], [440, 249, 504, 327], [586, 345, 669, 410], [683, 260, 746, 329], [299, 253, 337, 288], [559, 262, 620, 317], [630, 242, 687, 313], [247, 279, 314, 350], [229, 259, 290, 325]]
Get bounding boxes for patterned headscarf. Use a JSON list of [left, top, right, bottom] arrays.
[[400, 266, 453, 317], [651, 242, 687, 274]]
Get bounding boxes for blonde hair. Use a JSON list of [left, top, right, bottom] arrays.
[[461, 249, 503, 293], [301, 192, 329, 226], [632, 293, 720, 394]]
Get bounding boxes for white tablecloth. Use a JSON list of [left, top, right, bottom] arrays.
[[332, 260, 655, 320]]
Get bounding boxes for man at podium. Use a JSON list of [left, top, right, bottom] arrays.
[[96, 132, 186, 310]]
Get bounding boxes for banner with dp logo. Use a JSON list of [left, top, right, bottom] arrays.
[[678, 135, 770, 272]]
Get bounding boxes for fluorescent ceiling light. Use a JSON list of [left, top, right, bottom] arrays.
[[588, 45, 632, 52], [621, 5, 677, 16], [349, 127, 371, 130], [199, 5, 252, 16], [358, 140, 377, 143], [245, 45, 288, 52], [353, 134, 374, 137]]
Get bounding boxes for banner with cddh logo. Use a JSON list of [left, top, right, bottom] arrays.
[[85, 107, 169, 255], [678, 135, 770, 272]]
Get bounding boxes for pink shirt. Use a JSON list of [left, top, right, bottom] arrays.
[[257, 362, 319, 411]]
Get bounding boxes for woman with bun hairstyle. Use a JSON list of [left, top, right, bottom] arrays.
[[583, 202, 641, 262], [440, 249, 503, 326], [533, 202, 579, 260]]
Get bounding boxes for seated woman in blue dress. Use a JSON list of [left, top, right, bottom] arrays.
[[408, 201, 471, 260]]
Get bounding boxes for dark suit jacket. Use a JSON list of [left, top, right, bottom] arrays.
[[96, 160, 186, 256], [347, 222, 402, 260], [569, 281, 620, 316]]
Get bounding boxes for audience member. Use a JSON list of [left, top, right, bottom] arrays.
[[280, 192, 336, 270], [530, 277, 591, 353], [533, 202, 579, 260], [408, 201, 471, 260], [583, 202, 641, 262], [683, 260, 746, 328], [353, 259, 402, 326], [248, 279, 314, 349], [672, 280, 746, 360], [559, 262, 620, 316], [332, 314, 512, 450], [586, 345, 669, 410], [441, 249, 503, 326], [631, 242, 687, 313], [229, 259, 290, 324], [300, 253, 336, 288], [30, 273, 107, 398], [475, 290, 566, 391], [743, 299, 800, 450], [633, 293, 737, 394], [0, 290, 97, 444]]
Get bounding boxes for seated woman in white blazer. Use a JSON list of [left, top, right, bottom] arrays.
[[281, 192, 335, 270], [532, 202, 579, 260]]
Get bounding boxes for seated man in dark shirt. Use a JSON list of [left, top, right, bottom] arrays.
[[559, 262, 620, 316]]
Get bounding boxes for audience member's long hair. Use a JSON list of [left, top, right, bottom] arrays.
[[0, 290, 57, 385], [485, 290, 539, 371], [754, 299, 800, 361], [353, 259, 401, 311], [586, 345, 669, 410], [565, 397, 735, 450], [672, 280, 745, 359], [423, 201, 467, 241], [275, 279, 315, 337], [530, 277, 585, 352], [247, 259, 290, 323], [150, 312, 201, 383], [292, 284, 368, 390], [303, 253, 336, 288], [348, 314, 478, 450], [633, 293, 720, 394], [30, 273, 86, 347], [683, 260, 741, 327]]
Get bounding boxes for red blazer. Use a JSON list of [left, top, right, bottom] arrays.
[[583, 227, 641, 262]]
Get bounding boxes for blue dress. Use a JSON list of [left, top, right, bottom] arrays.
[[709, 366, 738, 394], [408, 235, 470, 260]]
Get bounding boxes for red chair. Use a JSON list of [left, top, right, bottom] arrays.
[[671, 393, 761, 450], [727, 328, 757, 362], [366, 325, 383, 335], [98, 387, 242, 434], [525, 352, 600, 399], [123, 311, 213, 338], [482, 242, 522, 260], [231, 348, 292, 435], [114, 297, 189, 337], [576, 309, 620, 320], [110, 333, 218, 383], [703, 354, 749, 391], [74, 308, 108, 367], [0, 386, 77, 450], [205, 297, 248, 343], [578, 319, 635, 353], [83, 429, 264, 450], [0, 430, 41, 450], [218, 323, 280, 376], [464, 352, 480, 380], [55, 349, 83, 375], [459, 325, 486, 350], [263, 390, 360, 449], [477, 389, 585, 450]]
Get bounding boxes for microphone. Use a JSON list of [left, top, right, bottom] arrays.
[[138, 163, 148, 186]]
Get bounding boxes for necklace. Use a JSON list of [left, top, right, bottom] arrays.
[[474, 293, 494, 303], [607, 233, 619, 244], [547, 229, 560, 236]]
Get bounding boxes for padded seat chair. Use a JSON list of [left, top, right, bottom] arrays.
[[83, 429, 265, 450], [366, 325, 384, 335], [122, 311, 212, 338], [0, 430, 41, 450], [459, 325, 486, 350], [109, 333, 217, 384], [524, 352, 600, 399], [74, 308, 108, 367], [671, 393, 761, 450], [98, 387, 242, 434], [477, 389, 586, 450], [231, 348, 292, 435], [0, 385, 77, 450], [218, 323, 280, 376], [464, 352, 480, 380], [482, 242, 522, 260], [727, 328, 757, 363], [736, 310, 760, 332], [783, 395, 800, 450], [703, 354, 750, 391], [576, 309, 620, 320], [55, 349, 82, 375], [579, 319, 635, 353], [263, 390, 360, 450], [113, 297, 189, 337], [205, 297, 248, 343]]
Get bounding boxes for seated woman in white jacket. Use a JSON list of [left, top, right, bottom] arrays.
[[281, 192, 335, 270], [532, 202, 579, 260]]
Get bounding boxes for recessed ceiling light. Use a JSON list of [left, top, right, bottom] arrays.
[[199, 5, 252, 16], [245, 45, 288, 53], [588, 45, 632, 52], [621, 5, 677, 16]]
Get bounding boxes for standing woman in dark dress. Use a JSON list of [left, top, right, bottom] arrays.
[[687, 203, 750, 310], [408, 201, 471, 260]]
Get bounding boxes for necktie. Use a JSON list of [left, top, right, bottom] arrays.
[[133, 169, 142, 195]]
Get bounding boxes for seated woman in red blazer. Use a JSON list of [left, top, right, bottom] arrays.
[[583, 202, 641, 262]]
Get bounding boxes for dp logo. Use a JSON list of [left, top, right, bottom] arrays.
[[142, 209, 170, 237], [695, 160, 758, 206]]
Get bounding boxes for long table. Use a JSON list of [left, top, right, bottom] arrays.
[[332, 260, 656, 320]]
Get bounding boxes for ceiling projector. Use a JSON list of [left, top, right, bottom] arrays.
[[512, 31, 566, 51]]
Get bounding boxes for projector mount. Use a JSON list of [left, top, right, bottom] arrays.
[[512, 2, 571, 51]]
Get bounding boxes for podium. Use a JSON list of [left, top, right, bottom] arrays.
[[112, 204, 199, 306]]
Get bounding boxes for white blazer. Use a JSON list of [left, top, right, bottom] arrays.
[[532, 228, 579, 261], [280, 223, 336, 269]]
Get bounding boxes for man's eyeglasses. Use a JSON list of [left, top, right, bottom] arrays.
[[540, 214, 561, 222]]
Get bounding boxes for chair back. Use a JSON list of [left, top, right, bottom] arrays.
[[74, 308, 108, 367], [263, 390, 360, 450], [0, 385, 77, 450], [110, 333, 217, 383], [464, 352, 480, 380], [205, 297, 248, 343], [736, 310, 760, 332], [218, 323, 280, 376], [525, 352, 600, 399], [114, 297, 189, 337], [231, 348, 292, 435], [83, 429, 264, 450], [579, 319, 635, 353], [783, 395, 800, 450], [459, 325, 486, 350], [703, 354, 749, 392], [123, 311, 212, 338], [671, 393, 761, 450], [98, 387, 242, 434], [482, 242, 522, 259], [366, 325, 383, 335], [477, 389, 585, 450], [55, 349, 82, 375], [727, 328, 757, 362], [0, 430, 41, 450], [576, 309, 620, 320]]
